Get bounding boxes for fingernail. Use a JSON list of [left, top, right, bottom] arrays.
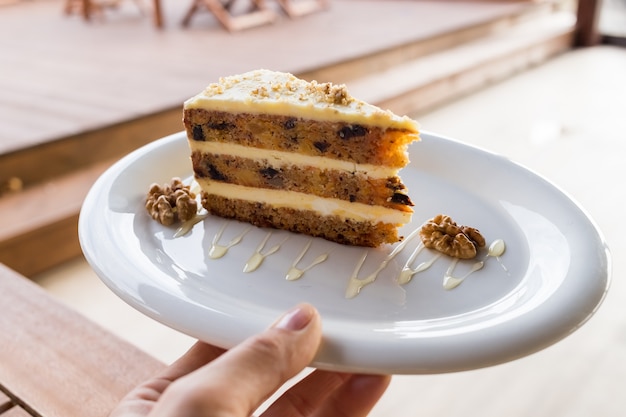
[[274, 304, 315, 331]]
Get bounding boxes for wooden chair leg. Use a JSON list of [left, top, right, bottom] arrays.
[[133, 0, 165, 28], [181, 0, 202, 27], [182, 0, 276, 31], [64, 0, 74, 15], [64, 0, 102, 21], [204, 0, 237, 30], [64, 0, 163, 28], [152, 0, 164, 28], [275, 0, 329, 18]]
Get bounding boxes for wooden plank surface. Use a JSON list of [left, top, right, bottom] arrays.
[[349, 11, 574, 115], [0, 0, 541, 156], [0, 108, 182, 191], [0, 161, 113, 276], [0, 264, 164, 417]]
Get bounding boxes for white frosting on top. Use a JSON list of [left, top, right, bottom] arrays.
[[184, 69, 420, 132]]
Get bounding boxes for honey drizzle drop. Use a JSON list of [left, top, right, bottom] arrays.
[[442, 258, 485, 290], [174, 213, 208, 238], [398, 243, 441, 285], [173, 211, 508, 297], [487, 239, 508, 273], [441, 239, 505, 290], [243, 232, 287, 273], [285, 240, 328, 281], [345, 251, 370, 299], [345, 228, 421, 298], [209, 222, 250, 259]]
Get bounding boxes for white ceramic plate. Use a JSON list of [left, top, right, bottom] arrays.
[[79, 131, 610, 374]]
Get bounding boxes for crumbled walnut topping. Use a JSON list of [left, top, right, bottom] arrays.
[[329, 84, 351, 105], [420, 214, 485, 259], [145, 178, 198, 226], [204, 83, 224, 96], [304, 80, 353, 105], [251, 86, 269, 98], [197, 70, 363, 111]]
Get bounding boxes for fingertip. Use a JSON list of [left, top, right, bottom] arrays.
[[273, 303, 320, 332], [271, 303, 323, 369]]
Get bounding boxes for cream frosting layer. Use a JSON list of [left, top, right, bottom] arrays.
[[196, 178, 412, 225], [184, 69, 420, 133], [189, 141, 400, 179]]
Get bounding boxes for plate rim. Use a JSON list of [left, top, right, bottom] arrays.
[[79, 130, 611, 374]]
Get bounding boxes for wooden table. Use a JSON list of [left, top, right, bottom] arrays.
[[0, 264, 164, 417]]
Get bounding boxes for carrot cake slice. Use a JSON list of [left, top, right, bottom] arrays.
[[183, 69, 419, 247]]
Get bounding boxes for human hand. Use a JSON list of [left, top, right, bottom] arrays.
[[110, 303, 391, 416]]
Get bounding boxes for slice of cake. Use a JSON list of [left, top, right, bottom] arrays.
[[183, 69, 419, 247]]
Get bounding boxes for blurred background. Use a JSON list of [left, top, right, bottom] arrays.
[[1, 1, 624, 416]]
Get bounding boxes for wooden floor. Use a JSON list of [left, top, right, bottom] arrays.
[[0, 0, 539, 156]]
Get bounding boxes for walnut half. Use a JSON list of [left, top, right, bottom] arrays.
[[420, 214, 485, 259], [145, 178, 198, 225]]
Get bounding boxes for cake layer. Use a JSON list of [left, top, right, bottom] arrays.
[[189, 140, 400, 179], [184, 69, 419, 132], [196, 177, 412, 225], [201, 193, 403, 247], [184, 109, 416, 167], [184, 69, 420, 247], [191, 152, 413, 211]]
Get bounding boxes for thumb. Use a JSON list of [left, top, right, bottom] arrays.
[[153, 303, 322, 417]]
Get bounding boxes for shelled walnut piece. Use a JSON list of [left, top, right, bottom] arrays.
[[145, 178, 197, 225], [420, 214, 485, 259]]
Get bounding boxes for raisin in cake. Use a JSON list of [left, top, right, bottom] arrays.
[[183, 69, 419, 247]]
